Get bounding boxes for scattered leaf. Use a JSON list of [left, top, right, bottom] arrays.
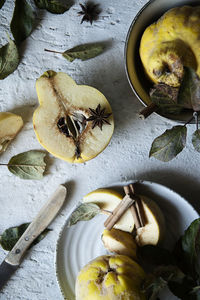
[[0, 36, 19, 79], [62, 43, 104, 62], [67, 203, 100, 227], [10, 0, 34, 44], [0, 0, 6, 9], [178, 67, 200, 111], [34, 0, 73, 14], [192, 130, 200, 152], [0, 223, 51, 251], [8, 150, 46, 180], [149, 125, 187, 162]]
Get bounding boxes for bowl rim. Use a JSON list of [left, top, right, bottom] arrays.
[[124, 0, 195, 124]]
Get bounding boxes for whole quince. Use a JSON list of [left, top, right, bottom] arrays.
[[75, 255, 146, 300], [33, 71, 114, 163], [140, 6, 200, 87]]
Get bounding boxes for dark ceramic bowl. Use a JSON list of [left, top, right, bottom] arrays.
[[125, 0, 200, 123]]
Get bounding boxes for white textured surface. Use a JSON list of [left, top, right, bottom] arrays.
[[0, 0, 199, 299]]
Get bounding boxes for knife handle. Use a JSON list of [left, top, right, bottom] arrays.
[[5, 185, 67, 266]]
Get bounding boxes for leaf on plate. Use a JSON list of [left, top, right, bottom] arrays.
[[0, 223, 51, 251], [181, 218, 200, 279], [144, 276, 168, 300], [67, 203, 100, 227], [178, 67, 200, 111], [34, 0, 73, 14], [192, 130, 200, 153], [168, 275, 197, 300], [8, 150, 46, 180], [138, 245, 175, 267], [149, 125, 187, 162], [0, 0, 6, 9], [0, 36, 19, 79], [10, 0, 34, 44], [62, 43, 105, 62], [150, 83, 182, 114]]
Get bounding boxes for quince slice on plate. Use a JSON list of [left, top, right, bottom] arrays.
[[75, 255, 146, 300], [33, 71, 114, 163], [135, 195, 165, 246], [0, 112, 23, 154], [83, 188, 135, 232], [102, 228, 137, 259]]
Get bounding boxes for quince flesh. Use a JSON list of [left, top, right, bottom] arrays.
[[75, 255, 146, 300], [33, 71, 114, 163], [102, 228, 137, 259], [140, 6, 200, 87], [83, 188, 134, 233], [0, 112, 23, 154]]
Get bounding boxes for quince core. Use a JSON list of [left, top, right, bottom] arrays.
[[140, 6, 200, 87], [75, 255, 146, 300], [33, 71, 114, 163]]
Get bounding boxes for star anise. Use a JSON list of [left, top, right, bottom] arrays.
[[78, 2, 101, 24], [87, 104, 112, 130]]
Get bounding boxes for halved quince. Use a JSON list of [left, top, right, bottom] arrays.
[[83, 188, 135, 232], [33, 71, 114, 163], [75, 255, 146, 300], [102, 228, 137, 259], [0, 112, 23, 154]]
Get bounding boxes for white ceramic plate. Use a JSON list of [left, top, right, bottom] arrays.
[[56, 180, 199, 300]]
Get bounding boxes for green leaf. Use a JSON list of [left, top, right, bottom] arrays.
[[192, 130, 200, 152], [150, 83, 182, 114], [149, 125, 187, 162], [62, 43, 105, 62], [138, 245, 175, 267], [0, 223, 51, 251], [168, 276, 198, 300], [34, 0, 72, 14], [67, 203, 100, 227], [178, 67, 200, 111], [181, 218, 200, 279], [8, 150, 46, 180], [10, 0, 34, 44], [0, 0, 6, 9], [0, 37, 19, 79], [144, 276, 168, 300]]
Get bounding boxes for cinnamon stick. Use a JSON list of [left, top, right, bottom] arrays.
[[104, 195, 134, 230], [139, 103, 157, 120]]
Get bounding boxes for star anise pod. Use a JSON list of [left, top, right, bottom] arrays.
[[78, 2, 101, 24], [87, 104, 112, 130]]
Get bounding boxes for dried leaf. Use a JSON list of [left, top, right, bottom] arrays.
[[150, 84, 182, 114], [0, 37, 19, 79], [8, 150, 46, 180], [0, 0, 6, 9], [178, 67, 200, 111], [192, 130, 200, 153], [62, 43, 104, 62], [149, 125, 187, 162], [10, 0, 34, 44], [67, 203, 100, 227], [34, 0, 73, 14], [0, 223, 51, 251]]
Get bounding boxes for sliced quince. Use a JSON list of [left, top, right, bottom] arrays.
[[75, 255, 146, 300], [33, 71, 114, 163], [135, 195, 165, 246], [102, 228, 137, 259], [0, 112, 23, 154], [83, 188, 135, 232]]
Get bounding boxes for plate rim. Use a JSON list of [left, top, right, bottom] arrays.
[[55, 179, 199, 299]]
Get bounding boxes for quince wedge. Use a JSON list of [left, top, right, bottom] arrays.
[[33, 71, 114, 163], [0, 112, 23, 154], [75, 255, 146, 300], [140, 6, 200, 87], [102, 228, 137, 259], [82, 188, 135, 232]]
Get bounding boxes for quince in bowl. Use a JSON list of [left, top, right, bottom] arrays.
[[125, 0, 200, 122], [75, 255, 146, 300]]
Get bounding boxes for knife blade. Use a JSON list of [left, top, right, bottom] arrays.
[[0, 184, 67, 291]]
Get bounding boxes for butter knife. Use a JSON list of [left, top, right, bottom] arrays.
[[0, 184, 67, 291]]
